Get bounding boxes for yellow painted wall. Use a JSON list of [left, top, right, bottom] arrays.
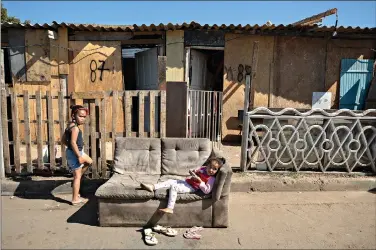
[[166, 30, 185, 82]]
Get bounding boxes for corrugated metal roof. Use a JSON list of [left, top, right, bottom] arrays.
[[1, 21, 375, 33]]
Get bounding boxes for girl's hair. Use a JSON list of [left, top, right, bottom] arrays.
[[208, 156, 226, 168], [70, 105, 89, 116], [70, 105, 89, 123]]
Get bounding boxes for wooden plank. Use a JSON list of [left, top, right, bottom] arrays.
[[23, 90, 32, 172], [58, 27, 69, 74], [149, 91, 155, 138], [69, 31, 133, 41], [125, 91, 132, 137], [111, 91, 118, 159], [160, 91, 166, 138], [46, 91, 56, 170], [50, 35, 59, 77], [128, 91, 139, 97], [121, 39, 163, 45], [249, 41, 259, 109], [10, 91, 21, 173], [83, 102, 90, 156], [25, 29, 51, 82], [58, 91, 67, 169], [1, 49, 5, 89], [122, 91, 127, 133], [1, 89, 10, 173], [158, 56, 167, 90], [71, 91, 106, 100], [138, 92, 144, 137], [100, 96, 107, 177], [36, 90, 44, 169], [69, 41, 122, 93], [90, 102, 98, 178], [8, 29, 26, 82], [0, 50, 4, 178]]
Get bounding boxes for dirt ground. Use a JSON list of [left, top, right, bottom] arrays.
[[2, 191, 375, 249]]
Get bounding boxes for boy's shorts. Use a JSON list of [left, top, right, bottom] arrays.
[[66, 148, 84, 171]]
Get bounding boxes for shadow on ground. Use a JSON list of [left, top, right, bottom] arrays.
[[67, 196, 99, 226]]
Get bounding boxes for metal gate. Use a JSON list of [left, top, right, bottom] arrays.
[[187, 90, 223, 142]]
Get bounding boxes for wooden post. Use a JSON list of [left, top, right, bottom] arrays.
[[0, 50, 5, 178], [249, 41, 259, 109], [100, 96, 107, 177], [10, 91, 21, 173], [149, 91, 155, 138], [125, 91, 132, 137], [240, 75, 252, 172], [240, 41, 259, 171], [83, 102, 90, 157], [1, 89, 10, 174], [160, 91, 166, 138], [46, 91, 56, 171], [240, 112, 250, 172], [58, 91, 67, 169], [36, 90, 44, 169], [90, 102, 97, 178], [23, 90, 32, 173], [111, 91, 118, 159], [138, 91, 144, 137]]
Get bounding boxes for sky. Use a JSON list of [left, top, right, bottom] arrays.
[[2, 1, 376, 28]]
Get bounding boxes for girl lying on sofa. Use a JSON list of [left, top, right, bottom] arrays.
[[139, 156, 225, 214]]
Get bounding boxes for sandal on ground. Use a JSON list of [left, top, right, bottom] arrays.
[[71, 198, 87, 206], [153, 225, 178, 237], [183, 231, 201, 240], [187, 226, 203, 234], [144, 228, 158, 245]]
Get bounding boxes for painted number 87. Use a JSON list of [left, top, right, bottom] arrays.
[[90, 60, 110, 82]]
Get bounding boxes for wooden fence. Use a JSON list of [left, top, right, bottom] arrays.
[[1, 89, 166, 178]]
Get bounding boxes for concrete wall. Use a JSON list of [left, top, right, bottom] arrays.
[[222, 34, 375, 142], [166, 30, 185, 82]]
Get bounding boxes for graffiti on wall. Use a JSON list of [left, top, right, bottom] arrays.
[[90, 59, 110, 82], [224, 64, 252, 83]]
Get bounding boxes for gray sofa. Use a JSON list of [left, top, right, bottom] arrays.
[[95, 137, 232, 228]]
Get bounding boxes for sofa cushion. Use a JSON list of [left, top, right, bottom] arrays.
[[95, 173, 160, 200], [154, 175, 212, 201], [161, 138, 212, 176], [113, 137, 161, 175]]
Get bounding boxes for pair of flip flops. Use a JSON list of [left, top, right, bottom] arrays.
[[183, 226, 203, 240], [143, 225, 178, 245]]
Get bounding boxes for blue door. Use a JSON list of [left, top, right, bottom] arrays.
[[340, 59, 374, 110]]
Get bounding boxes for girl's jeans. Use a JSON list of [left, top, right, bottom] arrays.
[[154, 179, 195, 209]]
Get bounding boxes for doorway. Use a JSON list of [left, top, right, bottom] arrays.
[[186, 48, 224, 91]]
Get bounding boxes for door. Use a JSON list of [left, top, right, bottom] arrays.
[[135, 47, 158, 133], [340, 59, 374, 110], [135, 48, 158, 90], [190, 49, 208, 90]]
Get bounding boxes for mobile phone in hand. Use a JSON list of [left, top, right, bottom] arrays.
[[189, 169, 198, 178]]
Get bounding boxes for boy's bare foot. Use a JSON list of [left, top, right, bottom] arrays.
[[140, 183, 154, 192], [159, 208, 173, 214]]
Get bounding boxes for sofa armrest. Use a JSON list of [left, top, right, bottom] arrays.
[[210, 148, 233, 201]]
